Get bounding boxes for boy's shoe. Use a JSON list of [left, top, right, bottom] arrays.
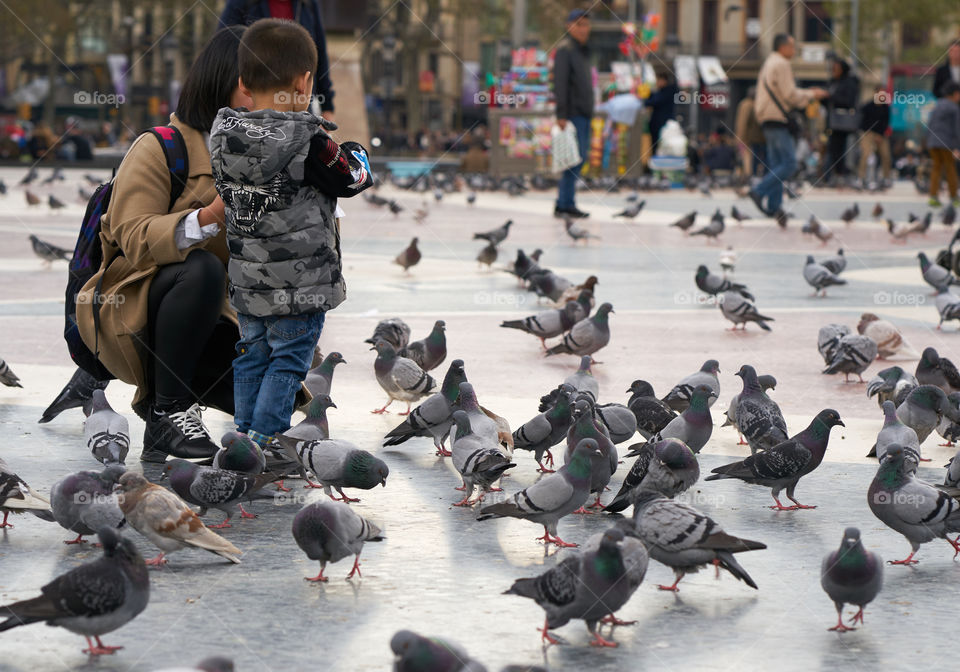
[[141, 402, 218, 463], [929, 197, 943, 207]]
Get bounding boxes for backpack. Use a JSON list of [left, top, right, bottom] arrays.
[[64, 126, 189, 380]]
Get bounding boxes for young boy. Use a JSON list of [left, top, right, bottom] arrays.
[[927, 81, 960, 207], [209, 18, 373, 447]]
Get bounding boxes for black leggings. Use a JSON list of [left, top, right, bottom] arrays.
[[146, 249, 236, 413], [825, 131, 850, 179]]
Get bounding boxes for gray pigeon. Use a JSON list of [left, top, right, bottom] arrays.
[[213, 431, 266, 475], [565, 399, 618, 509], [822, 334, 878, 383], [474, 219, 512, 245], [512, 386, 574, 472], [504, 527, 634, 647], [594, 402, 638, 444], [934, 287, 960, 328], [707, 409, 844, 510], [915, 346, 960, 392], [732, 364, 788, 453], [0, 357, 22, 387], [722, 373, 776, 444], [867, 400, 922, 468], [39, 367, 109, 423], [450, 410, 515, 506], [670, 210, 697, 232], [868, 445, 960, 564], [0, 527, 149, 656], [918, 251, 958, 290], [394, 237, 421, 272], [372, 341, 437, 414], [500, 302, 583, 348], [274, 435, 389, 502], [399, 320, 447, 372], [629, 489, 766, 591], [662, 359, 720, 411], [383, 359, 466, 456], [804, 255, 847, 296], [689, 208, 724, 239], [365, 318, 411, 350], [821, 527, 883, 632], [390, 630, 487, 672], [292, 499, 384, 581], [527, 270, 573, 303], [944, 445, 960, 487], [50, 466, 126, 544], [0, 457, 52, 528], [820, 249, 846, 275], [581, 526, 648, 626], [564, 217, 600, 244], [936, 392, 960, 449], [866, 366, 917, 407], [720, 291, 773, 331], [817, 323, 852, 365], [626, 380, 677, 439], [162, 459, 279, 527], [478, 438, 597, 548], [449, 382, 499, 446], [896, 384, 960, 443], [614, 200, 645, 218], [84, 389, 129, 466], [605, 438, 699, 513], [695, 265, 754, 300], [303, 352, 345, 399], [544, 303, 614, 358], [627, 384, 715, 456], [285, 394, 335, 442], [564, 355, 599, 399]]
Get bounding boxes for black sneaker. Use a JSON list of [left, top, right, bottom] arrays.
[[747, 189, 770, 216], [141, 402, 218, 463], [554, 206, 590, 219]]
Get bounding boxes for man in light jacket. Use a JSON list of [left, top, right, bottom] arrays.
[[747, 34, 827, 217], [553, 9, 593, 219]]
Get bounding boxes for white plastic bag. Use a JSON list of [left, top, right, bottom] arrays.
[[551, 123, 582, 173]]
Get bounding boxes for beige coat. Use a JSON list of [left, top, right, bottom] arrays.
[[755, 52, 814, 124], [76, 114, 235, 410]]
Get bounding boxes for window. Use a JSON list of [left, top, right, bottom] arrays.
[[701, 1, 719, 53], [803, 1, 832, 42], [902, 23, 926, 49], [665, 0, 679, 41]]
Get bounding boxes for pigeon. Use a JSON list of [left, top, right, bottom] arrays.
[[662, 359, 720, 412], [478, 438, 597, 547], [564, 356, 599, 399], [394, 237, 421, 273], [0, 457, 52, 528], [628, 385, 716, 456], [906, 212, 933, 236], [303, 352, 345, 399], [29, 234, 71, 265], [449, 410, 515, 506], [936, 392, 960, 448], [24, 189, 40, 206], [513, 386, 574, 472], [0, 526, 149, 656], [730, 205, 750, 223], [213, 431, 266, 475], [935, 287, 960, 328], [466, 191, 477, 206], [371, 341, 437, 414], [382, 359, 467, 456], [286, 394, 336, 442], [918, 251, 958, 290], [857, 313, 918, 359], [565, 399, 618, 509], [476, 241, 498, 267], [942, 203, 956, 226], [822, 334, 878, 383], [817, 323, 852, 365], [731, 364, 788, 453], [363, 191, 389, 207], [840, 203, 859, 224], [553, 278, 598, 309], [116, 471, 242, 566], [18, 167, 38, 185], [722, 374, 776, 444], [365, 318, 411, 350], [505, 527, 634, 647], [820, 249, 846, 275], [872, 202, 884, 218], [292, 499, 384, 581], [866, 366, 917, 408], [509, 249, 543, 284], [274, 435, 389, 502], [388, 199, 403, 215], [0, 179, 5, 195], [626, 380, 677, 439], [84, 390, 129, 466], [695, 265, 754, 300], [802, 215, 834, 243], [804, 255, 846, 296], [719, 246, 737, 274], [887, 218, 913, 242], [614, 201, 646, 219], [390, 630, 488, 672], [152, 657, 235, 672], [500, 302, 583, 348], [605, 438, 700, 513], [915, 346, 960, 393], [50, 466, 126, 544], [39, 367, 109, 423], [399, 320, 447, 372], [628, 489, 766, 591], [163, 459, 280, 527], [690, 208, 724, 238], [48, 194, 66, 210], [474, 219, 512, 245], [83, 173, 103, 186], [527, 270, 573, 303], [41, 167, 65, 184], [563, 217, 600, 244], [670, 210, 697, 232], [866, 400, 922, 466], [896, 384, 960, 443], [78, 186, 92, 201], [544, 303, 613, 359], [706, 409, 844, 510], [821, 527, 883, 632], [720, 290, 774, 331], [594, 402, 638, 445], [868, 445, 960, 564], [0, 357, 22, 387]]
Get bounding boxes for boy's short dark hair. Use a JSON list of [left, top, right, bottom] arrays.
[[239, 18, 317, 92], [943, 81, 960, 98]]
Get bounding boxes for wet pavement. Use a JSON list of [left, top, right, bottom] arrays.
[[0, 167, 957, 670]]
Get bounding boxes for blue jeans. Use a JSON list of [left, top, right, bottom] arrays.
[[557, 115, 590, 209], [753, 125, 797, 214], [234, 312, 325, 436]]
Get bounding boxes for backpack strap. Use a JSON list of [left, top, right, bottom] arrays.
[[145, 126, 190, 212]]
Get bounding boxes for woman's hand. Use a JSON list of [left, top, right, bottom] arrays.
[[197, 195, 226, 228]]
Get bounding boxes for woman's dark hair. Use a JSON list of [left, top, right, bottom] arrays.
[[175, 25, 246, 132]]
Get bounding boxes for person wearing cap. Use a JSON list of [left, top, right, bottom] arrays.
[[553, 9, 593, 219]]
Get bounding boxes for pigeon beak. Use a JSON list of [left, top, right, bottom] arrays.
[[329, 401, 338, 409], [341, 359, 347, 365], [381, 478, 387, 487], [837, 419, 846, 427]]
